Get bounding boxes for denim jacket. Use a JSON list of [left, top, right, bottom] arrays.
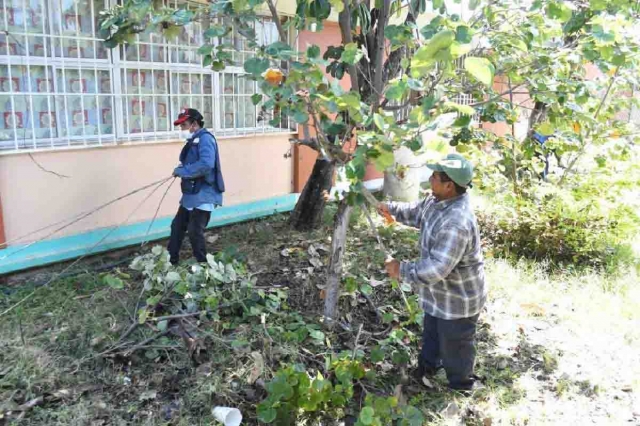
[[173, 128, 224, 209]]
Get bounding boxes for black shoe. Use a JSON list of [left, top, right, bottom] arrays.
[[449, 379, 485, 395], [412, 363, 443, 379], [411, 364, 443, 389]]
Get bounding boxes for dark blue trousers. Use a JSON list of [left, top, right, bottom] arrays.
[[167, 206, 211, 265], [419, 312, 480, 390]]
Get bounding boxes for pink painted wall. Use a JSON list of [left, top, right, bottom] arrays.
[[294, 23, 383, 191], [0, 134, 293, 244]]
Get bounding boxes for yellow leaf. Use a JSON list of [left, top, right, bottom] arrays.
[[607, 67, 617, 76], [572, 122, 581, 133], [264, 68, 284, 86]]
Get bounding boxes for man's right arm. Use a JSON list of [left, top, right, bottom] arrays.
[[383, 200, 425, 228]]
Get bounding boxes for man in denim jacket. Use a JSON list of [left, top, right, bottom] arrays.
[[168, 108, 225, 265], [379, 153, 486, 392]]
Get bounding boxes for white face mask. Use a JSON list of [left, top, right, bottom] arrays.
[[180, 123, 195, 140]]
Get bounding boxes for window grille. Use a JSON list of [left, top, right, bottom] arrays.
[[0, 0, 294, 153]]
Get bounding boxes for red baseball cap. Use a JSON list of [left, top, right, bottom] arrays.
[[174, 108, 203, 126]]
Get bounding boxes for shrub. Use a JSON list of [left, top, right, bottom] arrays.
[[477, 185, 639, 273]]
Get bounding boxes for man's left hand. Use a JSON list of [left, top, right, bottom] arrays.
[[385, 258, 400, 280]]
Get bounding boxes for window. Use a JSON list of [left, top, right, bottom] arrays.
[[0, 0, 294, 153]]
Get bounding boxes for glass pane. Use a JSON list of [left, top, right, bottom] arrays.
[[33, 95, 57, 134], [221, 98, 234, 129], [99, 95, 113, 134], [122, 69, 157, 95], [242, 97, 255, 128], [1, 0, 47, 34], [58, 69, 108, 94], [54, 0, 107, 59], [123, 96, 153, 133], [124, 42, 166, 62], [202, 97, 213, 128], [156, 97, 169, 131]]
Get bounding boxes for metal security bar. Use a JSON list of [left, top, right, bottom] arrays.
[[0, 0, 294, 153]]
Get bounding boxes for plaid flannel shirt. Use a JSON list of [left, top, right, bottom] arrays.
[[388, 193, 486, 320]]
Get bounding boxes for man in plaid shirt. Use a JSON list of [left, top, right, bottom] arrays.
[[379, 153, 486, 392]]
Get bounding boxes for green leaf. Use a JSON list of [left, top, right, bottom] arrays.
[[204, 24, 229, 38], [536, 122, 554, 136], [157, 320, 168, 332], [329, 0, 344, 13], [407, 78, 425, 91], [265, 41, 294, 58], [202, 55, 213, 67], [450, 42, 471, 58], [360, 283, 373, 296], [546, 1, 572, 23], [293, 111, 309, 124], [359, 407, 375, 425], [373, 113, 385, 131], [589, 0, 607, 10], [307, 44, 321, 59], [340, 42, 364, 65], [138, 308, 149, 325], [385, 80, 408, 101], [104, 274, 124, 289], [512, 39, 528, 52], [251, 93, 263, 106], [232, 0, 249, 12], [455, 25, 472, 43], [464, 57, 495, 87], [444, 101, 475, 116], [410, 0, 427, 14], [257, 403, 277, 423], [244, 57, 270, 75], [212, 60, 225, 71], [310, 330, 325, 340], [309, 0, 332, 20], [197, 44, 213, 55], [373, 150, 394, 171], [166, 271, 181, 283], [162, 24, 181, 40], [370, 346, 385, 363], [402, 406, 425, 426], [385, 25, 413, 45], [410, 29, 455, 77]]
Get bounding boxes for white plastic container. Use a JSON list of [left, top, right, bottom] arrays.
[[212, 406, 242, 426]]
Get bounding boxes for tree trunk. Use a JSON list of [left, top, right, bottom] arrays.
[[323, 199, 352, 328], [289, 158, 335, 231]]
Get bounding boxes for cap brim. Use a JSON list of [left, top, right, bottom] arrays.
[[426, 163, 445, 172], [173, 116, 188, 126]]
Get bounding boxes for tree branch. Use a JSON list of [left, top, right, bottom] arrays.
[[265, 0, 287, 43], [558, 67, 620, 186], [372, 0, 390, 111], [338, 0, 360, 91], [289, 137, 320, 150]]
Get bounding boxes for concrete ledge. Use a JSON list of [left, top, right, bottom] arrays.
[[0, 194, 299, 275]]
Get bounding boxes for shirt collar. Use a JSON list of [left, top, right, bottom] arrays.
[[433, 192, 468, 210]]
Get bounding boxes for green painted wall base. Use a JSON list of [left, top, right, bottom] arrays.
[[0, 194, 298, 275]]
